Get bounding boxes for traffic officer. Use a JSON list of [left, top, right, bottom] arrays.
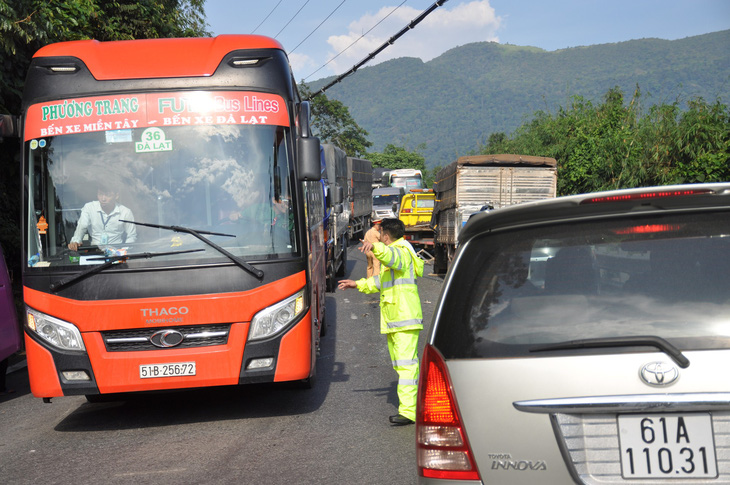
[[363, 217, 383, 278], [338, 218, 424, 426]]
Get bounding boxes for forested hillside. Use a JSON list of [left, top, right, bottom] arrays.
[[307, 30, 730, 168]]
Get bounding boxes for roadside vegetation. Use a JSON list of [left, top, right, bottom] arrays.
[[480, 86, 730, 196]]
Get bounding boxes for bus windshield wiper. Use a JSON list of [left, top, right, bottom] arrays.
[[50, 249, 205, 293], [120, 220, 265, 279], [530, 335, 690, 368]]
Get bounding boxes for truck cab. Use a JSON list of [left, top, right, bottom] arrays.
[[372, 187, 404, 221], [398, 190, 435, 228], [399, 189, 435, 250]]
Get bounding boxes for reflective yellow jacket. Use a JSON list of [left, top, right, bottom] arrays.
[[356, 237, 424, 334]]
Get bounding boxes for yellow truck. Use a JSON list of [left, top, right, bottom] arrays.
[[398, 189, 435, 250]]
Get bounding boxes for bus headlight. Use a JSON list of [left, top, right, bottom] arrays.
[[249, 290, 305, 341], [26, 308, 86, 351]]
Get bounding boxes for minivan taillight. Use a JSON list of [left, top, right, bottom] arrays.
[[416, 344, 479, 480]]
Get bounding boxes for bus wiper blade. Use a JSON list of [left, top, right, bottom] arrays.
[[530, 335, 690, 368], [50, 249, 205, 293], [120, 220, 265, 279]]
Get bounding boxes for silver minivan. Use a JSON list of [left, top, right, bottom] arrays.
[[417, 184, 730, 484]]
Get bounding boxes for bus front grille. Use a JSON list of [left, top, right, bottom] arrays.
[[102, 324, 231, 351]]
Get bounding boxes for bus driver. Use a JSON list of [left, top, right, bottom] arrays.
[[68, 184, 137, 251]]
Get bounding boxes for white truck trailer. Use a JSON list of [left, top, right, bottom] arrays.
[[432, 154, 558, 273]]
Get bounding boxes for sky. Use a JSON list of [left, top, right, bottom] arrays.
[[204, 0, 730, 83]]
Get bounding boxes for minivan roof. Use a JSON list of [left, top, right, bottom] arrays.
[[460, 183, 730, 244]]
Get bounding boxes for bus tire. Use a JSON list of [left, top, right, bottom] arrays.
[[319, 311, 327, 338]]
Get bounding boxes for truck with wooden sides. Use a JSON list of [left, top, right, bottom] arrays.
[[346, 156, 373, 240], [431, 154, 558, 273]]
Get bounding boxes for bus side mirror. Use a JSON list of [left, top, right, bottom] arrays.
[[297, 136, 321, 181], [297, 101, 321, 181], [0, 115, 18, 143]]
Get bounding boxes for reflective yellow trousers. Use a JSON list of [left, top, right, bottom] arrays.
[[386, 329, 420, 421]]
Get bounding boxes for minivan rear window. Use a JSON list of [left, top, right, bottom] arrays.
[[433, 211, 730, 359]]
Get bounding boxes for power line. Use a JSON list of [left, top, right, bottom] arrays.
[[290, 0, 347, 54], [307, 0, 449, 99], [303, 0, 408, 82], [251, 0, 282, 34], [275, 0, 311, 39]]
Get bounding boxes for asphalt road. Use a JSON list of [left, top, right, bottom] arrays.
[[0, 243, 444, 485]]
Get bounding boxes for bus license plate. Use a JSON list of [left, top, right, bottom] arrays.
[[139, 362, 196, 379], [618, 413, 718, 479]]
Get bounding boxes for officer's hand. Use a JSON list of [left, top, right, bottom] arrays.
[[359, 239, 373, 253], [338, 279, 356, 290]]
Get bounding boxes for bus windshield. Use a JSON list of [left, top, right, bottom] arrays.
[[26, 122, 298, 270], [390, 176, 423, 190]]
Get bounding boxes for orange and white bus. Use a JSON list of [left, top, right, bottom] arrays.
[[12, 36, 326, 401]]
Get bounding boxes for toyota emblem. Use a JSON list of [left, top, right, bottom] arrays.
[[150, 329, 185, 348], [640, 361, 679, 387]]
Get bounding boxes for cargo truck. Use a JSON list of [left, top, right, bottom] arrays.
[[346, 157, 373, 240], [321, 144, 349, 291], [398, 189, 435, 250], [431, 154, 557, 273]]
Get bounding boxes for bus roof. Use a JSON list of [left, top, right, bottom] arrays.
[[32, 35, 285, 81]]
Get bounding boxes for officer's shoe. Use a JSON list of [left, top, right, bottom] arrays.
[[389, 414, 415, 426]]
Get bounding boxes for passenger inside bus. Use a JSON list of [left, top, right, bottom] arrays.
[[67, 183, 137, 251]]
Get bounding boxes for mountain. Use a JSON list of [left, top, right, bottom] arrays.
[[307, 30, 730, 169]]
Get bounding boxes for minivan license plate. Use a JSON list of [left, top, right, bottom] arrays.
[[618, 413, 718, 479], [139, 362, 196, 379]]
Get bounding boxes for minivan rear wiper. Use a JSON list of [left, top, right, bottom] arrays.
[[50, 249, 204, 293], [120, 220, 264, 279], [530, 335, 690, 368]]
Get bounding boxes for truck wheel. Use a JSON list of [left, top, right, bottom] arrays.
[[433, 244, 447, 274], [326, 262, 336, 292], [446, 244, 456, 272], [335, 237, 348, 277]]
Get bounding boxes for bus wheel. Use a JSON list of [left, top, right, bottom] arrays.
[[319, 311, 327, 338], [85, 393, 113, 403], [293, 363, 317, 390]]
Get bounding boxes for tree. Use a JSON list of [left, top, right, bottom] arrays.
[[480, 85, 730, 195], [299, 83, 371, 157], [1, 0, 208, 114], [367, 144, 426, 170]]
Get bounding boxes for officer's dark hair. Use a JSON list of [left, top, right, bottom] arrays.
[[380, 218, 405, 240]]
